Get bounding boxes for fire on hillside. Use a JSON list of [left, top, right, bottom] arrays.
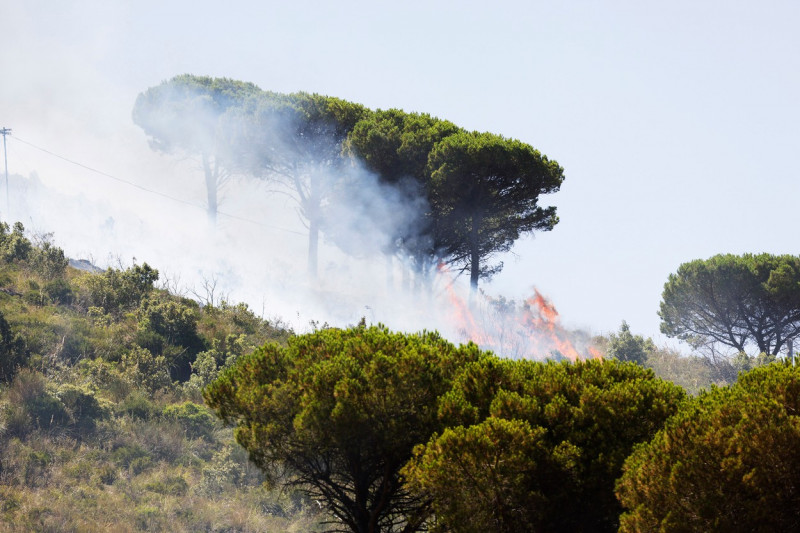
[[437, 265, 601, 360]]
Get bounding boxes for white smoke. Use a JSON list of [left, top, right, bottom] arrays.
[[3, 74, 594, 358]]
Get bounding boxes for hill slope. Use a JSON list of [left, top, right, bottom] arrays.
[[0, 222, 322, 532]]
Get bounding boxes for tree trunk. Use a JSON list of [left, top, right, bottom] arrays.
[[470, 215, 481, 294], [307, 218, 319, 279], [202, 153, 218, 226]]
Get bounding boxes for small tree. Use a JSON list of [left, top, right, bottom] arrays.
[[617, 362, 800, 532], [606, 321, 654, 365], [29, 239, 69, 280], [660, 253, 800, 356], [204, 325, 484, 533]]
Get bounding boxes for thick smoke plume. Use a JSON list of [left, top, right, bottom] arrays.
[[4, 82, 597, 360]]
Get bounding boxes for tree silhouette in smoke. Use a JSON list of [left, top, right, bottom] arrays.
[[133, 74, 261, 225], [347, 109, 463, 285], [239, 91, 368, 277], [134, 76, 565, 290]]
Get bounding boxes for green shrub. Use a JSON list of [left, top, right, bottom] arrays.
[[162, 401, 217, 440], [121, 346, 171, 393], [2, 370, 70, 436], [144, 474, 188, 496], [196, 445, 241, 496], [56, 384, 108, 432], [0, 222, 32, 263], [111, 444, 151, 471], [79, 358, 131, 402], [43, 278, 73, 305], [75, 263, 159, 315], [29, 240, 69, 280], [198, 300, 291, 350], [117, 391, 160, 420], [134, 504, 161, 530], [137, 294, 205, 381], [23, 449, 52, 487], [94, 463, 117, 485]]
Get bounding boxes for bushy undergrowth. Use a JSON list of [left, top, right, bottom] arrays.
[[0, 223, 320, 531]]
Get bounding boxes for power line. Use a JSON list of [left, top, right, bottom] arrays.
[[1, 127, 10, 218], [10, 134, 305, 236]]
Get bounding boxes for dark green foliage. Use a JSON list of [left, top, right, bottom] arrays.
[[346, 109, 462, 269], [28, 240, 69, 281], [137, 293, 205, 381], [111, 443, 153, 473], [205, 325, 485, 533], [406, 417, 565, 533], [75, 262, 159, 315], [660, 253, 800, 355], [348, 110, 565, 290], [121, 346, 172, 393], [428, 131, 564, 290], [56, 384, 108, 432], [144, 475, 189, 496], [348, 109, 462, 185], [42, 278, 73, 305], [606, 321, 654, 365], [617, 362, 800, 532], [117, 390, 160, 420], [404, 357, 686, 533], [0, 222, 32, 263]]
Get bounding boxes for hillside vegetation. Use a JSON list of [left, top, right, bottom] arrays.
[[2, 222, 795, 532], [0, 222, 322, 531]]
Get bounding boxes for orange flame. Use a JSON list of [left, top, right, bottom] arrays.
[[587, 346, 604, 360], [438, 263, 492, 345], [436, 267, 599, 361], [520, 290, 581, 361]]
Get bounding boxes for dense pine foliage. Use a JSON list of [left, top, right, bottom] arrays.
[[617, 361, 800, 532]]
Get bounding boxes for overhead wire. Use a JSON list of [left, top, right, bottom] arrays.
[[10, 134, 306, 236]]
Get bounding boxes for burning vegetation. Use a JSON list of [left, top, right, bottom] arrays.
[[437, 264, 600, 360]]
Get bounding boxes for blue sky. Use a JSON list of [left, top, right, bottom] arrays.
[[2, 1, 799, 345]]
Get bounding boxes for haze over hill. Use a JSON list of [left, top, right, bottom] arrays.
[[5, 164, 593, 360], [2, 1, 799, 348]]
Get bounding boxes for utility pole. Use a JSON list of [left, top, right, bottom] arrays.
[[1, 127, 10, 219]]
